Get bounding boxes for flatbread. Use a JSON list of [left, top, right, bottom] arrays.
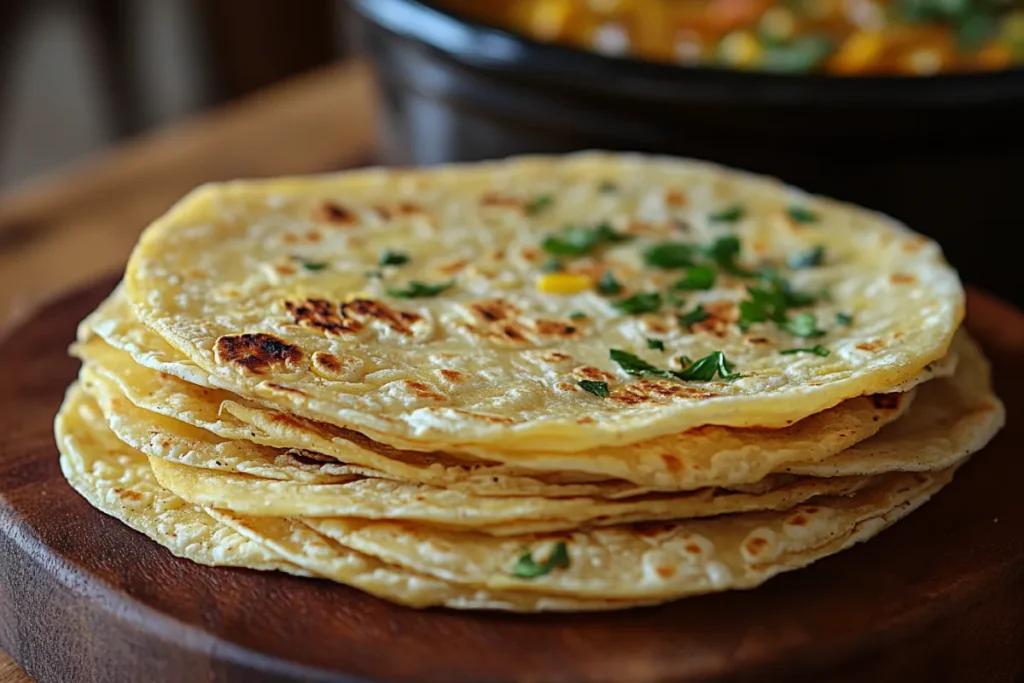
[[122, 152, 964, 453]]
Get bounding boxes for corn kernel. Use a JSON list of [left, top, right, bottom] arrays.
[[536, 272, 593, 294], [718, 31, 762, 68], [830, 32, 885, 74]]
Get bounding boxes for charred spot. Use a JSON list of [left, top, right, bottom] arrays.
[[403, 381, 448, 402], [470, 299, 519, 322], [871, 393, 902, 410], [555, 381, 579, 392], [215, 333, 303, 375], [438, 369, 467, 384], [902, 237, 928, 253], [285, 298, 361, 335], [705, 300, 739, 323], [270, 412, 307, 429], [612, 380, 715, 405], [890, 273, 917, 285], [264, 383, 308, 397], [315, 201, 357, 225], [745, 336, 770, 345], [541, 352, 572, 364], [342, 299, 423, 336], [788, 514, 809, 527], [660, 455, 683, 473], [803, 506, 820, 514], [114, 488, 142, 502], [572, 365, 615, 382], [500, 324, 528, 343], [534, 319, 579, 338]]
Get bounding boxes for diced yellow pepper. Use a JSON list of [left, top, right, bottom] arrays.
[[536, 272, 593, 294], [830, 32, 885, 74]]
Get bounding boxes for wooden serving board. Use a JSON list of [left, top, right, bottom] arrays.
[[0, 276, 1021, 683]]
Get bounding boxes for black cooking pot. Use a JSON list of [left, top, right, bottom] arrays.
[[352, 0, 1024, 303]]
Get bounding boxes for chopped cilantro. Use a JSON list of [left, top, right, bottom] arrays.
[[379, 250, 409, 266], [644, 242, 696, 269], [292, 256, 328, 271], [386, 280, 455, 298], [646, 338, 665, 351], [525, 194, 554, 216], [739, 272, 818, 331], [781, 344, 830, 356], [783, 312, 826, 338], [569, 311, 587, 320], [667, 291, 687, 308], [512, 542, 571, 579], [597, 270, 623, 296], [541, 223, 630, 257], [612, 292, 662, 315], [598, 181, 618, 193], [700, 235, 756, 276], [610, 349, 667, 377], [710, 203, 745, 222], [787, 245, 825, 269], [578, 380, 609, 398], [675, 351, 742, 381], [787, 206, 818, 224], [672, 266, 717, 291], [836, 312, 853, 325], [678, 304, 708, 328]]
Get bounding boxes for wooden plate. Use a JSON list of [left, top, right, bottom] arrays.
[[0, 276, 1021, 683]]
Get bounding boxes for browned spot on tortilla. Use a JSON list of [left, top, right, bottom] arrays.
[[893, 331, 904, 340], [396, 201, 426, 215], [438, 369, 467, 384], [186, 268, 208, 279], [684, 543, 702, 554], [470, 299, 519, 322], [577, 416, 595, 424], [403, 380, 448, 402], [311, 351, 354, 378], [274, 264, 297, 276], [803, 506, 820, 514], [645, 319, 669, 334], [573, 366, 615, 382], [664, 189, 687, 207], [342, 299, 423, 336], [902, 237, 928, 252], [114, 488, 142, 502], [555, 381, 578, 392], [264, 383, 308, 397], [285, 448, 334, 465], [480, 193, 523, 209], [285, 299, 361, 335], [660, 455, 683, 473], [215, 334, 303, 375], [745, 336, 770, 345], [305, 230, 323, 243], [282, 233, 300, 244], [788, 514, 809, 527], [891, 273, 917, 285], [449, 409, 515, 424], [373, 205, 392, 220], [612, 380, 716, 405], [316, 201, 357, 225], [656, 565, 677, 579], [706, 300, 739, 323], [856, 339, 886, 352], [270, 412, 308, 429], [627, 220, 673, 236], [534, 319, 580, 338], [744, 536, 769, 557], [491, 248, 506, 260], [871, 393, 902, 410], [541, 352, 572, 364], [438, 259, 469, 275], [521, 247, 540, 263]]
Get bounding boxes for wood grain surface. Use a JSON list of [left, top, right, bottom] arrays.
[[0, 278, 1020, 683], [0, 59, 376, 683]]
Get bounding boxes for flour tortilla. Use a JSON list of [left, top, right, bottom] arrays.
[[55, 383, 635, 611], [123, 152, 964, 454]]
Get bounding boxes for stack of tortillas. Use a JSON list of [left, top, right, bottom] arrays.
[[57, 153, 1004, 611]]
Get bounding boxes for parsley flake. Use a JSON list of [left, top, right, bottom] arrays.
[[787, 206, 819, 224], [781, 344, 830, 356], [672, 266, 717, 291], [541, 223, 631, 257], [379, 250, 409, 266], [783, 312, 826, 338], [710, 203, 745, 222], [644, 242, 696, 269], [678, 304, 708, 328], [569, 311, 587, 320], [646, 338, 665, 351], [612, 292, 662, 315], [598, 180, 619, 193], [836, 312, 853, 325], [675, 351, 742, 381], [739, 272, 818, 331], [787, 245, 825, 269], [578, 380, 609, 398], [386, 280, 455, 298], [597, 270, 623, 296], [525, 194, 554, 216], [293, 256, 328, 271], [512, 542, 571, 579], [610, 349, 668, 377]]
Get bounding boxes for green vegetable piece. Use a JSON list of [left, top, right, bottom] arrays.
[[597, 270, 623, 296], [787, 206, 819, 224], [610, 349, 668, 377], [783, 312, 826, 338], [578, 380, 610, 397], [679, 304, 709, 328], [674, 351, 742, 381], [386, 280, 455, 298], [512, 542, 571, 579], [787, 245, 825, 269], [836, 312, 853, 325], [644, 242, 696, 269], [709, 203, 745, 222], [569, 311, 587, 320], [525, 194, 554, 216], [672, 266, 717, 290], [612, 292, 662, 315], [646, 338, 665, 351], [781, 344, 830, 356], [379, 250, 409, 266]]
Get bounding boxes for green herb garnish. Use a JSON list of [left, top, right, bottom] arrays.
[[386, 280, 455, 298], [739, 272, 818, 330], [541, 223, 630, 257], [598, 181, 619, 193], [612, 292, 662, 315], [569, 311, 587, 320], [700, 235, 756, 276], [675, 351, 742, 381], [787, 246, 825, 269], [364, 270, 383, 279], [677, 355, 693, 368], [672, 266, 717, 291], [293, 256, 329, 271], [597, 270, 623, 296], [787, 206, 819, 224], [644, 242, 696, 269], [541, 258, 564, 273], [525, 194, 554, 216], [782, 312, 826, 338], [610, 349, 667, 377], [379, 250, 409, 266], [710, 203, 745, 222], [512, 542, 571, 579], [678, 304, 708, 328], [781, 344, 830, 357], [646, 338, 665, 351], [836, 312, 853, 325], [578, 380, 609, 398]]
